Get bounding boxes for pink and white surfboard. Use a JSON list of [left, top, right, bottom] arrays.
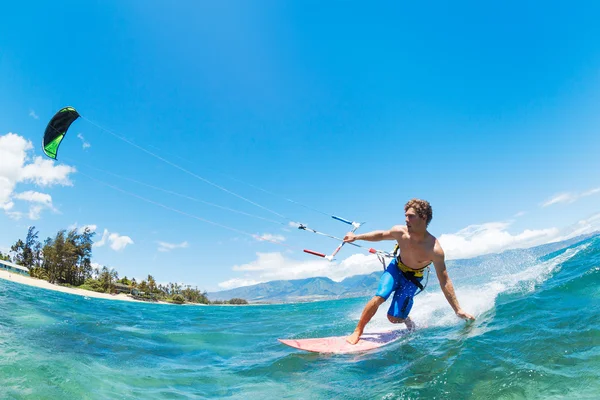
[[278, 329, 409, 354]]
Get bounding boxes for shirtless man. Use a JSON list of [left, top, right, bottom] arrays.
[[345, 199, 475, 345]]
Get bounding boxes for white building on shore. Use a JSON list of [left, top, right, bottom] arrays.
[[0, 259, 30, 276]]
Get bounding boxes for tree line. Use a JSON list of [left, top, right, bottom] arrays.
[[1, 226, 247, 305]]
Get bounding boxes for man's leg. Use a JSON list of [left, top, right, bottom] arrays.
[[386, 273, 420, 332], [387, 315, 416, 331], [346, 296, 386, 344], [346, 260, 398, 345]]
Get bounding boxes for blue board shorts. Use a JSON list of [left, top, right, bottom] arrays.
[[376, 258, 423, 319]]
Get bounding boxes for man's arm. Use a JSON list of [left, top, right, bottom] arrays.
[[432, 243, 475, 320], [344, 226, 402, 243]]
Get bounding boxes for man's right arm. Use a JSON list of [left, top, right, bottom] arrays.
[[345, 226, 403, 243]]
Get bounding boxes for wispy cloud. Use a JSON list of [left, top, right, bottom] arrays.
[[77, 133, 91, 149], [29, 110, 39, 120], [157, 241, 189, 252], [542, 187, 600, 207], [582, 188, 600, 197], [12, 190, 57, 220], [253, 233, 286, 243], [0, 133, 75, 220], [93, 228, 134, 251]]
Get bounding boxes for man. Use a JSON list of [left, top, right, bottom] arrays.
[[345, 199, 475, 345]]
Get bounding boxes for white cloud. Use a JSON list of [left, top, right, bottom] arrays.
[[108, 233, 134, 251], [27, 205, 44, 220], [218, 277, 262, 290], [1, 200, 14, 211], [12, 190, 57, 219], [91, 262, 103, 275], [93, 228, 134, 251], [542, 187, 600, 207], [20, 157, 75, 187], [81, 224, 97, 233], [542, 193, 576, 207], [438, 221, 560, 260], [549, 212, 600, 243], [254, 233, 286, 243], [29, 110, 39, 120], [0, 133, 76, 219], [68, 223, 98, 233], [219, 251, 383, 289], [89, 262, 119, 278], [157, 241, 188, 252], [582, 188, 600, 197], [94, 229, 109, 247], [13, 191, 53, 206], [77, 133, 91, 149]]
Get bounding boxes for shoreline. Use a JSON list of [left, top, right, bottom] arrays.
[[0, 269, 176, 305], [0, 269, 339, 306]]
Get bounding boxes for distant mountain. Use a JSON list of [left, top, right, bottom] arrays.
[[208, 232, 599, 303], [208, 272, 381, 303]]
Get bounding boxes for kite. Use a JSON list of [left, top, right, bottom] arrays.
[[42, 106, 80, 159]]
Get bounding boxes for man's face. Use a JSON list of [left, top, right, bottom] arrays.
[[405, 207, 426, 232]]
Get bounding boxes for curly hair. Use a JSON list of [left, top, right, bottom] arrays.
[[404, 199, 433, 226]]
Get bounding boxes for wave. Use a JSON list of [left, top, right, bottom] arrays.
[[352, 237, 596, 333]]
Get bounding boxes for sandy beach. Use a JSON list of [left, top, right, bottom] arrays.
[[0, 269, 167, 304]]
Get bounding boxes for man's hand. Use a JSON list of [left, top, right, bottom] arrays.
[[344, 232, 357, 243], [456, 309, 475, 320]]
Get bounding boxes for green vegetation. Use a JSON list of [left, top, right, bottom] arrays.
[[211, 298, 249, 305], [0, 251, 11, 262], [5, 226, 247, 305]]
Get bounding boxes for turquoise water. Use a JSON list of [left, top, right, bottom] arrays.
[[1, 235, 599, 399]]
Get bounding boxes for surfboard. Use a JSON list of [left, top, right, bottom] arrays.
[[278, 329, 409, 354]]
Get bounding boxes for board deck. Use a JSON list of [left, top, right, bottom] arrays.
[[278, 329, 409, 354]]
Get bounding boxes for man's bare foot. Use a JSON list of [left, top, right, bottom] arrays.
[[346, 330, 362, 345]]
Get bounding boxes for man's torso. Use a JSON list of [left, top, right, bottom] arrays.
[[394, 226, 436, 270]]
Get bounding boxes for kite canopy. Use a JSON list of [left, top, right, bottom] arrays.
[[42, 106, 80, 159]]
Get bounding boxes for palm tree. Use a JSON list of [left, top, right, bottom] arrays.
[[147, 275, 157, 293]]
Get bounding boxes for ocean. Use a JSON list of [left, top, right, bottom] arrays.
[[1, 234, 599, 399]]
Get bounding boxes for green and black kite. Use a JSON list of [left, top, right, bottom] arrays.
[[42, 106, 80, 159]]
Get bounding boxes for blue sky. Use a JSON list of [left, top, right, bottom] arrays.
[[1, 1, 600, 291]]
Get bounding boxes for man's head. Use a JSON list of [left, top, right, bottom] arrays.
[[404, 199, 433, 232]]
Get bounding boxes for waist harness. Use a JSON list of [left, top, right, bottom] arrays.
[[396, 256, 428, 291]]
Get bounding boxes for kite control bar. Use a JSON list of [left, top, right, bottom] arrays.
[[331, 215, 361, 229], [326, 219, 361, 261], [299, 216, 395, 261], [303, 249, 327, 257]]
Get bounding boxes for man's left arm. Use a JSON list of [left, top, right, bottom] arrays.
[[432, 244, 475, 320]]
